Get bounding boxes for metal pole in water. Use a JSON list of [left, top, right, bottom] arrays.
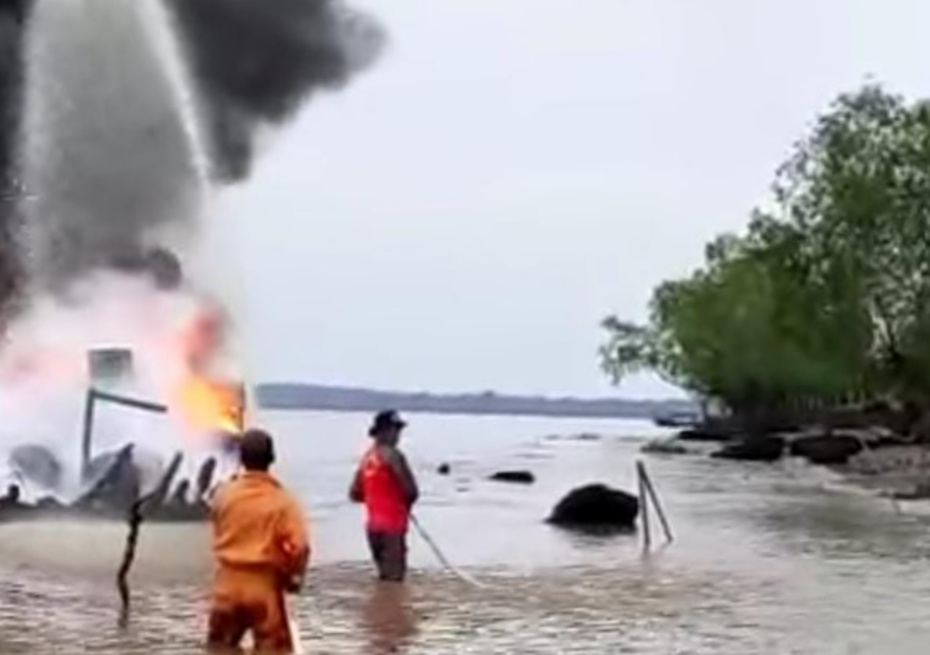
[[637, 460, 673, 545], [638, 461, 652, 551], [81, 387, 169, 482], [92, 389, 169, 414], [80, 387, 97, 480]]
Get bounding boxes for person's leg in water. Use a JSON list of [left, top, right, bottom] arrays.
[[362, 579, 418, 654], [207, 568, 294, 654], [206, 597, 248, 652], [368, 531, 407, 582]]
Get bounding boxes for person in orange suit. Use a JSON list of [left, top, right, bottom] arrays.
[[350, 410, 419, 582], [207, 429, 310, 653]]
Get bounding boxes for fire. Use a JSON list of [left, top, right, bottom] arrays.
[[167, 301, 246, 439], [175, 374, 244, 436]]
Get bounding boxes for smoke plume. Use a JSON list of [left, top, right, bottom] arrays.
[[165, 0, 384, 182], [0, 0, 31, 319], [5, 0, 384, 308], [0, 0, 385, 455]]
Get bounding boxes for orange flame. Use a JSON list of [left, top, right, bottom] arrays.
[[175, 374, 244, 436], [170, 304, 245, 438]]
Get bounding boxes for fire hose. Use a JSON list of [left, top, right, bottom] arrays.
[[410, 514, 487, 589]]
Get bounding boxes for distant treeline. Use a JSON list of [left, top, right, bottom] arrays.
[[256, 383, 694, 420], [601, 85, 930, 433]]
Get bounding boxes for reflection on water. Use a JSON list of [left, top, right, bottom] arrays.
[[359, 582, 418, 654], [1, 413, 930, 653]]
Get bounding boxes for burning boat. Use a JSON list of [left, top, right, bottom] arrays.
[[1, 347, 244, 523]]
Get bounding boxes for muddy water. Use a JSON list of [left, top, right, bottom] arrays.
[[2, 412, 930, 653]]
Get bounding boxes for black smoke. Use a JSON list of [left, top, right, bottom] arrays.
[[0, 0, 32, 318], [0, 0, 382, 316], [164, 0, 384, 182]]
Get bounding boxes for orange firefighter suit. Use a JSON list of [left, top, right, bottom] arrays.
[[207, 471, 310, 653]]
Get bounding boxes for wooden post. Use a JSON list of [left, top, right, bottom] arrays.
[[638, 461, 651, 551]]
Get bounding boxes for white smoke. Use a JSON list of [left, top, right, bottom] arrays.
[[0, 273, 227, 498]]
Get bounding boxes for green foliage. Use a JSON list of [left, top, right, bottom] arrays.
[[601, 84, 930, 410]]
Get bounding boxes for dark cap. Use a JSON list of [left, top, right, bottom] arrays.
[[369, 410, 407, 437], [239, 428, 275, 471]]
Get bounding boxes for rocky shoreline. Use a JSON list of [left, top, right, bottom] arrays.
[[645, 421, 930, 501]]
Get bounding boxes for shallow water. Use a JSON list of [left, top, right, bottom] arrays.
[[2, 412, 930, 653]]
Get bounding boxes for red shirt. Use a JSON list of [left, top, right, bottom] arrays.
[[360, 447, 410, 533]]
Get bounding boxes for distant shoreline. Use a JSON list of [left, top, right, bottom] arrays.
[[255, 383, 694, 421]]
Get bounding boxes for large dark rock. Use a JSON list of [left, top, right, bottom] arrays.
[[678, 415, 802, 443], [489, 470, 535, 484], [789, 434, 863, 465], [712, 435, 785, 462], [548, 484, 639, 534]]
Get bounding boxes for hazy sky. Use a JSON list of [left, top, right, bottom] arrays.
[[223, 0, 930, 398]]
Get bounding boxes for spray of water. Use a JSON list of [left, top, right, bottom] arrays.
[[165, 0, 384, 182], [19, 0, 207, 290], [0, 1, 31, 321]]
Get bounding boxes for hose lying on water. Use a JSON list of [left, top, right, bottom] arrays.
[[410, 514, 487, 589]]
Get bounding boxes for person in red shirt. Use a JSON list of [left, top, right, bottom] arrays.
[[208, 429, 310, 653], [350, 410, 419, 582]]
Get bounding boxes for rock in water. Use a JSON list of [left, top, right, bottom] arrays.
[[437, 463, 451, 476], [789, 434, 863, 465], [548, 484, 639, 534], [489, 470, 535, 484], [677, 428, 732, 442], [712, 435, 785, 462], [641, 438, 688, 455], [892, 482, 930, 501], [9, 444, 63, 491]]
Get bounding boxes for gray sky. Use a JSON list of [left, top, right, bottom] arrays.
[[224, 0, 930, 398]]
